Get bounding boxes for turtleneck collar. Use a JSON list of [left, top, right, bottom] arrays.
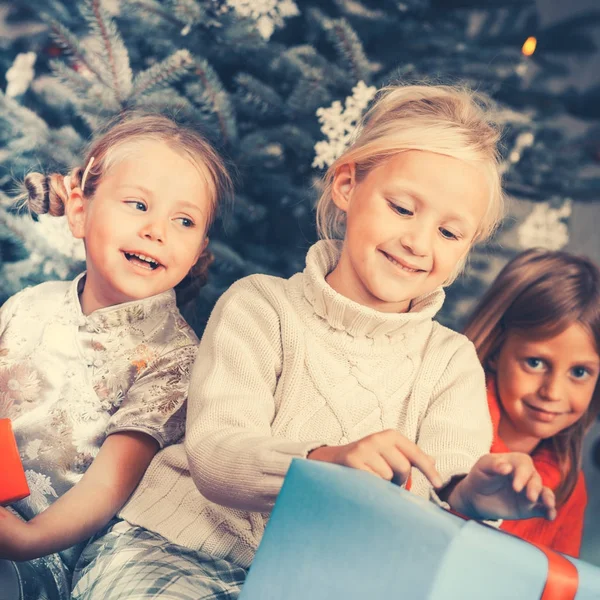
[[65, 272, 178, 331], [301, 240, 445, 341]]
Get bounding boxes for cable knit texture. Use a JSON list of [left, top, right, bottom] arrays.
[[120, 240, 492, 568]]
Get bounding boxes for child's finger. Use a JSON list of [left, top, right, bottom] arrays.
[[490, 460, 513, 476], [397, 443, 442, 488], [524, 471, 543, 503], [511, 456, 536, 493], [381, 448, 412, 485], [363, 454, 395, 481], [539, 487, 557, 520]]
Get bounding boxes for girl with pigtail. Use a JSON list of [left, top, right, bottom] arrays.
[[464, 248, 600, 557], [0, 113, 232, 599]]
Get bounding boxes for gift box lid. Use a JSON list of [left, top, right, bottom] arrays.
[[241, 459, 600, 600]]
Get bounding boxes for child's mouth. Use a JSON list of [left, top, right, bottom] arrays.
[[123, 251, 162, 271], [381, 251, 424, 274], [523, 402, 564, 422]]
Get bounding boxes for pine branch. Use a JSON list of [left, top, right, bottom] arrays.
[[132, 50, 195, 96], [80, 0, 133, 103], [126, 0, 184, 28], [172, 0, 206, 31], [187, 59, 237, 145], [49, 60, 94, 97], [134, 89, 196, 116], [311, 11, 373, 83], [44, 16, 108, 86], [233, 73, 286, 121]]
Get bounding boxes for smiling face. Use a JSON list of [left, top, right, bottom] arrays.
[[67, 140, 211, 314], [325, 150, 489, 312], [494, 323, 600, 453]]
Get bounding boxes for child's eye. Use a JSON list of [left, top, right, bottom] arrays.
[[388, 201, 413, 216], [571, 366, 591, 380], [175, 217, 195, 228], [124, 200, 147, 212], [439, 228, 458, 241], [525, 357, 545, 371]]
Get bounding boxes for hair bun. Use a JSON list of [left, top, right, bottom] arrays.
[[23, 172, 66, 216], [24, 172, 49, 215]]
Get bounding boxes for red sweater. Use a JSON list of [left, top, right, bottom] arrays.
[[487, 381, 587, 557]]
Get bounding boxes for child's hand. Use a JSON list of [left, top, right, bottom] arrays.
[[308, 429, 443, 488], [447, 453, 557, 522], [0, 506, 34, 561]]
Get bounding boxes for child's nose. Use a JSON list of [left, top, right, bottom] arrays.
[[539, 374, 563, 402], [400, 224, 431, 257], [140, 220, 166, 243]]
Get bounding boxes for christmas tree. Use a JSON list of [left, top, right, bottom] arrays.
[[1, 0, 599, 335]]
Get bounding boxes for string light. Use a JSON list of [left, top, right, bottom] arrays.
[[521, 36, 537, 56]]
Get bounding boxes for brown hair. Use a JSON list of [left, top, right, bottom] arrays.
[[19, 112, 233, 298], [464, 248, 600, 505], [316, 83, 505, 247]]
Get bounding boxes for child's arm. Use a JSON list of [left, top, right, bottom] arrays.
[[185, 280, 328, 513], [0, 431, 158, 561], [445, 452, 557, 522]]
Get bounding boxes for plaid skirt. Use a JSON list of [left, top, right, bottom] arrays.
[[71, 520, 248, 600]]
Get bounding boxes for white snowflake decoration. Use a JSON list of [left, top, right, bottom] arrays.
[[313, 81, 377, 169], [226, 0, 299, 40], [5, 52, 36, 98], [499, 130, 535, 175], [517, 199, 572, 251]]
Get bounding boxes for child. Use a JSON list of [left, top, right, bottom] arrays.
[[71, 84, 555, 600], [464, 248, 600, 557], [0, 113, 232, 598]]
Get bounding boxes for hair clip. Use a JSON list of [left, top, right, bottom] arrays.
[[81, 156, 95, 193], [63, 175, 72, 196]]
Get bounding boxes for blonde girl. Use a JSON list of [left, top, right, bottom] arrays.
[[0, 113, 232, 599], [72, 84, 555, 600], [464, 248, 600, 556]]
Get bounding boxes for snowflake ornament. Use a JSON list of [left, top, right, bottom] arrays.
[[5, 52, 36, 98], [517, 199, 571, 251], [313, 81, 377, 169], [226, 0, 299, 40]]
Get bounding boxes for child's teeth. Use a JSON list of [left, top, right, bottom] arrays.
[[386, 254, 417, 272]]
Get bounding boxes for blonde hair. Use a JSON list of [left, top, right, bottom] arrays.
[[19, 112, 233, 293], [316, 83, 505, 245], [464, 248, 600, 506]]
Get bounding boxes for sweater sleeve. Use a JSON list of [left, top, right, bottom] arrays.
[[550, 472, 587, 558], [184, 278, 324, 513], [410, 336, 492, 500]]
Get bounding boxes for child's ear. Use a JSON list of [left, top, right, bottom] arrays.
[[195, 236, 209, 262], [331, 163, 356, 213], [65, 188, 86, 239], [487, 353, 498, 372]]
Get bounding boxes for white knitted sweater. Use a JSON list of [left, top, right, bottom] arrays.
[[120, 240, 492, 568]]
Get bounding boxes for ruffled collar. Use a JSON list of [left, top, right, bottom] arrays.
[[301, 240, 445, 341], [64, 272, 177, 331]]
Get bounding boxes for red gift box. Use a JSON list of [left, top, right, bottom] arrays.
[[0, 418, 30, 505]]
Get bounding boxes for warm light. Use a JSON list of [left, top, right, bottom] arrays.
[[521, 36, 537, 56]]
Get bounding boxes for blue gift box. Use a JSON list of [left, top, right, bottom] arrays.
[[240, 459, 600, 600]]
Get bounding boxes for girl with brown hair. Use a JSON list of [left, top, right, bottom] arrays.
[[464, 248, 600, 556]]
